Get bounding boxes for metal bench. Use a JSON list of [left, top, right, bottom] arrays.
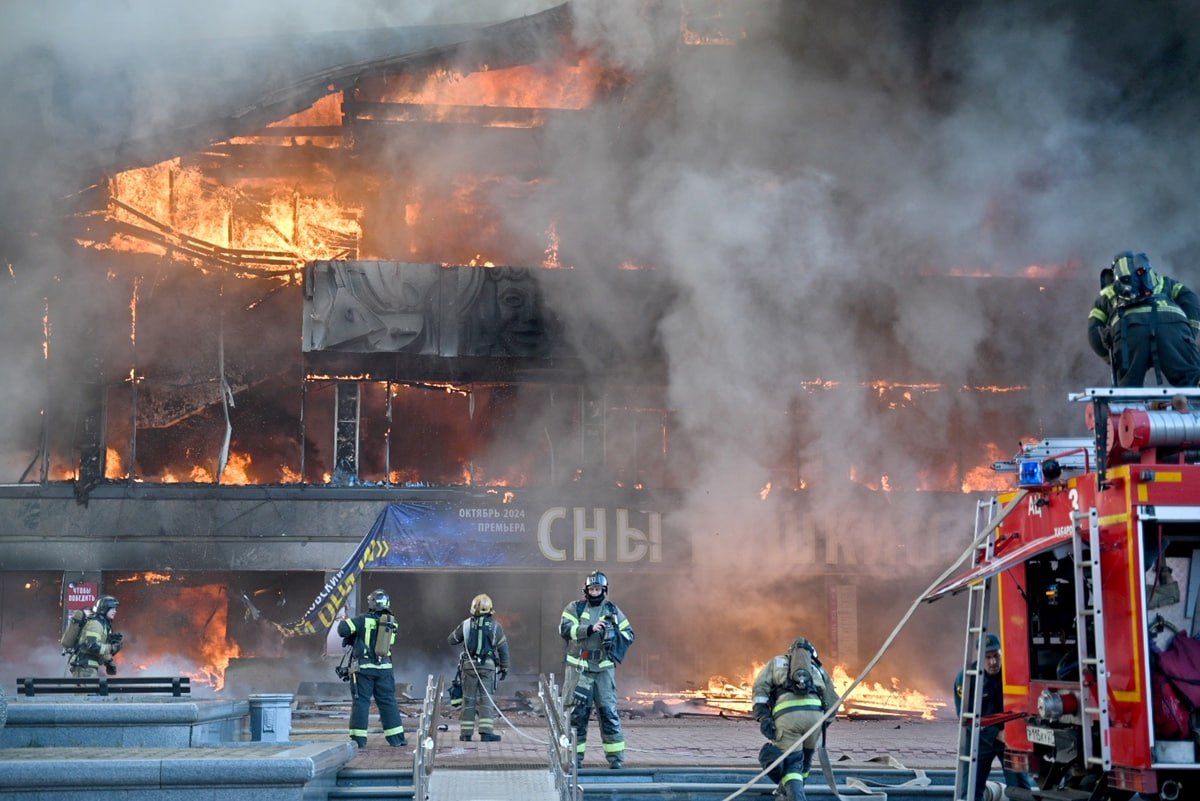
[[16, 676, 191, 697]]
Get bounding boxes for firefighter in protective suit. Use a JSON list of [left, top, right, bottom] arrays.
[[447, 593, 510, 741], [1088, 251, 1200, 387], [337, 589, 406, 748], [68, 595, 123, 678], [752, 637, 839, 801], [560, 571, 634, 769]]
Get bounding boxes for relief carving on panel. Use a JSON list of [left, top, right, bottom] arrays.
[[304, 261, 439, 353]]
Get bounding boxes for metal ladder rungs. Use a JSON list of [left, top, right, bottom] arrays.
[[1072, 506, 1112, 773]]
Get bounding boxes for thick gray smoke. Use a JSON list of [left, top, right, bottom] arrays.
[[498, 0, 1200, 683], [4, 1, 1200, 694]]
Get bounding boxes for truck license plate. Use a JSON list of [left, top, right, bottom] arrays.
[[1026, 725, 1056, 746]]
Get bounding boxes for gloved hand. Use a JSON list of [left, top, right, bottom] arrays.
[[753, 703, 776, 740], [111, 641, 122, 655], [759, 716, 776, 740], [588, 619, 608, 636], [497, 669, 507, 681], [342, 635, 355, 647], [105, 663, 117, 675]]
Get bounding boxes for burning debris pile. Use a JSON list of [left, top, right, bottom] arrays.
[[636, 663, 947, 721]]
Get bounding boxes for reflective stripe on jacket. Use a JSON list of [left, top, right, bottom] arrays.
[[560, 598, 632, 672], [751, 655, 839, 719], [338, 612, 395, 669]]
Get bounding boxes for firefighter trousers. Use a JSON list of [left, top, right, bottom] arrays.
[[566, 666, 624, 766], [459, 661, 497, 736], [1113, 318, 1200, 387], [349, 667, 406, 746]]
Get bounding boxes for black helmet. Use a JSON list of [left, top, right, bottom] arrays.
[[1111, 251, 1156, 305], [93, 595, 119, 616], [583, 571, 608, 603], [366, 589, 391, 613]]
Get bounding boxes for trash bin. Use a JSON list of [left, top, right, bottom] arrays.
[[248, 693, 293, 742]]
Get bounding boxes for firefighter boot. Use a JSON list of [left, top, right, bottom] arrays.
[[480, 732, 502, 742], [352, 736, 367, 749], [780, 778, 808, 801], [386, 732, 407, 747]]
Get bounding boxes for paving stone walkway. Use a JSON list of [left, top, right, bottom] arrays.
[[295, 709, 959, 772]]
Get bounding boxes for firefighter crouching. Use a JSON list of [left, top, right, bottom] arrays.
[[65, 595, 123, 678], [752, 637, 839, 801], [1088, 250, 1200, 387], [447, 592, 510, 742], [560, 570, 635, 769], [337, 589, 406, 749]]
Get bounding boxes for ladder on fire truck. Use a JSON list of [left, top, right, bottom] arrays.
[[1072, 506, 1113, 773], [954, 496, 1004, 801]]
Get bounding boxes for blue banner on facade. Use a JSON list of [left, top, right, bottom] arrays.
[[276, 499, 673, 636]]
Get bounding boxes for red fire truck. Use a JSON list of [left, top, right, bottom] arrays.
[[931, 387, 1200, 801]]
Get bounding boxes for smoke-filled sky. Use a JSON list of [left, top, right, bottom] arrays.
[[3, 0, 1200, 692]]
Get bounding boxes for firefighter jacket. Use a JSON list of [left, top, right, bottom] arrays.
[[338, 611, 397, 670], [560, 598, 633, 672], [1088, 273, 1200, 359], [752, 655, 839, 721], [73, 615, 118, 668], [448, 613, 510, 673]]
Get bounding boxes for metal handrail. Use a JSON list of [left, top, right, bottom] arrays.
[[539, 673, 579, 801], [412, 673, 444, 801]]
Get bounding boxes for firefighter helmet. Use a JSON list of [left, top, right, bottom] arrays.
[[584, 571, 608, 601], [1111, 251, 1156, 305], [93, 595, 119, 616], [470, 593, 494, 616], [789, 636, 818, 663], [366, 589, 391, 613]]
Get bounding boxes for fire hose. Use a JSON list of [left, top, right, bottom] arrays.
[[718, 490, 1030, 801]]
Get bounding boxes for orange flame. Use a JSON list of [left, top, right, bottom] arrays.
[[637, 662, 945, 720]]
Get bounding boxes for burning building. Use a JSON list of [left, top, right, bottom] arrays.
[[2, 1, 1194, 700]]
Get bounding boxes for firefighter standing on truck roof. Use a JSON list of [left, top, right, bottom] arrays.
[[337, 588, 406, 749], [447, 592, 510, 742], [954, 633, 1037, 801], [752, 636, 839, 801], [1088, 250, 1200, 387], [560, 570, 634, 769], [66, 594, 123, 678]]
